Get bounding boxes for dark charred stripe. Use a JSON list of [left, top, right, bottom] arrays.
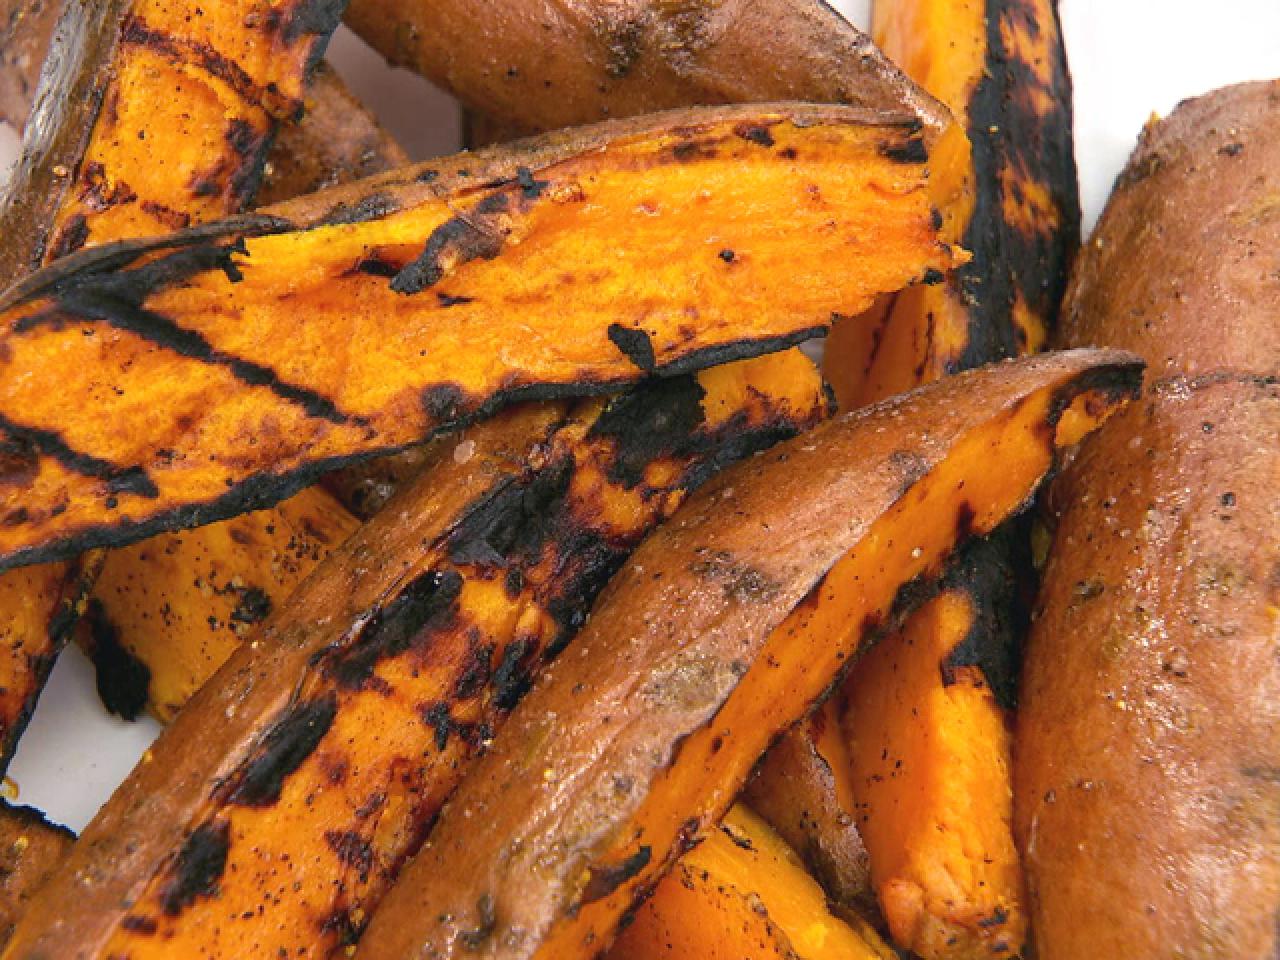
[[319, 191, 400, 227], [46, 214, 90, 261], [0, 215, 295, 312], [580, 846, 651, 905], [160, 820, 230, 915], [0, 333, 827, 572], [390, 196, 512, 295], [953, 0, 1080, 369], [607, 324, 657, 373], [82, 597, 151, 721], [937, 527, 1032, 711], [324, 829, 375, 880], [446, 459, 575, 568], [491, 637, 536, 711], [0, 412, 154, 493], [733, 122, 776, 148], [222, 695, 338, 807], [323, 570, 463, 691], [119, 14, 303, 119], [588, 375, 706, 487], [880, 135, 928, 164]]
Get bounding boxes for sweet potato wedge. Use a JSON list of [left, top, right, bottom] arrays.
[[825, 0, 1079, 406], [0, 102, 956, 571], [1014, 81, 1280, 960], [0, 802, 72, 949], [0, 0, 346, 280], [0, 554, 99, 770], [79, 485, 360, 723], [344, 0, 947, 140], [840, 532, 1028, 957], [4, 350, 828, 960], [353, 348, 1142, 960], [609, 803, 895, 960], [743, 698, 876, 917]]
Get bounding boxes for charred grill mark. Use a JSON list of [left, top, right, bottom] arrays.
[[47, 214, 90, 261], [0, 413, 157, 496], [580, 846, 652, 905], [222, 695, 339, 807], [953, 0, 1080, 365], [281, 0, 348, 48], [229, 585, 272, 625], [354, 255, 402, 279], [419, 383, 472, 423], [324, 829, 375, 882], [446, 460, 575, 569], [454, 642, 495, 699], [119, 15, 302, 118], [18, 243, 357, 426], [607, 324, 657, 373], [391, 189, 530, 295], [420, 701, 453, 750], [160, 820, 230, 915], [436, 291, 474, 308], [324, 570, 463, 692], [880, 136, 928, 164], [139, 201, 192, 231], [82, 597, 151, 721], [937, 528, 1031, 711], [491, 637, 536, 711], [588, 375, 706, 487], [733, 122, 776, 148]]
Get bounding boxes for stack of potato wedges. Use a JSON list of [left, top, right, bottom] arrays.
[[0, 0, 1273, 958]]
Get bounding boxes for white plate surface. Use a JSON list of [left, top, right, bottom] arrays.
[[0, 1, 1277, 831]]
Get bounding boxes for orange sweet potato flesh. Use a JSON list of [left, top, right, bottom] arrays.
[[0, 802, 72, 949], [353, 349, 1142, 960], [743, 698, 876, 917], [825, 0, 1079, 407], [609, 803, 895, 960], [0, 102, 956, 571], [344, 0, 948, 140], [840, 534, 1029, 957], [1014, 81, 1280, 960], [4, 349, 829, 960]]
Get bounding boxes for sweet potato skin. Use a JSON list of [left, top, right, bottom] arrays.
[[4, 351, 828, 960], [344, 0, 947, 139], [0, 103, 955, 571], [1015, 80, 1280, 960], [0, 802, 72, 949], [1016, 376, 1279, 959], [743, 698, 875, 917], [354, 349, 1142, 960], [0, 0, 58, 131], [1061, 79, 1280, 377], [609, 804, 894, 960]]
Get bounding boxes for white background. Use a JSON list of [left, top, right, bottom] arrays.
[[1, 2, 1278, 831]]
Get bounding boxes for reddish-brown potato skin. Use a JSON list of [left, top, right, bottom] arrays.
[[1016, 81, 1280, 960], [354, 349, 1142, 960], [1016, 376, 1279, 959], [1061, 80, 1280, 378], [0, 0, 58, 131], [344, 0, 948, 140], [0, 802, 72, 948]]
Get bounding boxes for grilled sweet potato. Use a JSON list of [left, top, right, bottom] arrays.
[[353, 349, 1142, 960], [0, 0, 346, 280], [0, 102, 956, 571], [609, 803, 895, 960], [344, 0, 947, 140], [743, 698, 875, 917], [818, 5, 1077, 952], [0, 0, 57, 131], [826, 0, 1077, 407], [841, 533, 1028, 957], [0, 802, 71, 948], [1015, 81, 1280, 960], [4, 349, 829, 960]]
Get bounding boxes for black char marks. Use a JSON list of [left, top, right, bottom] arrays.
[[580, 846, 652, 905], [160, 820, 231, 915], [734, 122, 776, 148], [937, 527, 1032, 712], [223, 695, 339, 807], [82, 597, 152, 721], [587, 375, 707, 488], [23, 242, 354, 425], [392, 183, 542, 295], [325, 570, 464, 692], [880, 135, 928, 164], [446, 460, 575, 569], [952, 0, 1079, 368], [0, 412, 157, 497], [607, 324, 657, 374], [320, 192, 400, 227]]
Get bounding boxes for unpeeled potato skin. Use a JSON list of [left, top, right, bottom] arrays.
[[0, 802, 72, 949]]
